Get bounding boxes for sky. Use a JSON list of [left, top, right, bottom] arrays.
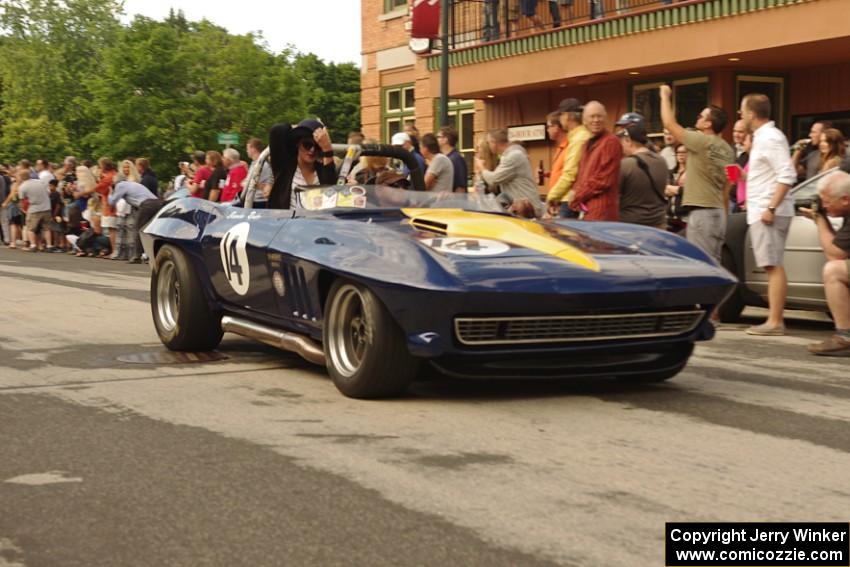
[[120, 0, 362, 65]]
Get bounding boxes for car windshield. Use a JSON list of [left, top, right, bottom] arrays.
[[790, 167, 838, 202], [293, 185, 505, 214]]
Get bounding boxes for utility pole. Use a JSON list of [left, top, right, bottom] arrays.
[[439, 0, 450, 128]]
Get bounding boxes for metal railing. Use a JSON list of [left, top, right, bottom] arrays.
[[442, 0, 685, 49]]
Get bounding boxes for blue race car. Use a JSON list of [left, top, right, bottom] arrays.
[[142, 144, 736, 399]]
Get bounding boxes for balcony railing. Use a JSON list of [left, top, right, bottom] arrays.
[[442, 0, 690, 49]]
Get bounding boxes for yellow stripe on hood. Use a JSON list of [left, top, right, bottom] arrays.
[[402, 208, 600, 272]]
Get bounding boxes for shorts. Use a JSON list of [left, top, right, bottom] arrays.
[[25, 210, 51, 233], [749, 215, 792, 268], [101, 215, 118, 229], [520, 0, 539, 16], [685, 208, 726, 262]]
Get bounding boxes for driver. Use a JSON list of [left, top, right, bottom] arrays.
[[267, 119, 336, 209]]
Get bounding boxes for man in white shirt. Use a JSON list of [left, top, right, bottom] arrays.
[[19, 174, 52, 252], [36, 159, 56, 183], [739, 94, 798, 336]]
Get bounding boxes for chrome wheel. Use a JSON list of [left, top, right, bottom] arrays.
[[327, 284, 372, 378], [156, 260, 180, 332]]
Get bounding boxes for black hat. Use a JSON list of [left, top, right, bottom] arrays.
[[287, 118, 326, 152], [556, 98, 583, 113], [615, 112, 645, 127], [617, 122, 648, 145], [292, 118, 325, 139]]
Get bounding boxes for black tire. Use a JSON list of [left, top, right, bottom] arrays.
[[151, 244, 223, 351], [323, 279, 418, 399], [717, 246, 745, 323]]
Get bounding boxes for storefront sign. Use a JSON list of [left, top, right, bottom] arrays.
[[411, 0, 441, 39], [507, 124, 547, 142]]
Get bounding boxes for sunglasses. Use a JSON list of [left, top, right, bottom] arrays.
[[299, 139, 318, 151]]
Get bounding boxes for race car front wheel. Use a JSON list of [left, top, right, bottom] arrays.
[[151, 244, 223, 351], [324, 280, 417, 399]]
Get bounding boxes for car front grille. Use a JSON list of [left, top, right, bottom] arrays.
[[454, 310, 705, 346]]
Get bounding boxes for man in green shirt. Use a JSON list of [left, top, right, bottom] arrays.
[[660, 85, 734, 262]]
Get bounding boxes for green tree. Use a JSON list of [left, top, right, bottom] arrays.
[[0, 115, 70, 162], [0, 3, 361, 173], [0, 0, 122, 154], [89, 17, 310, 179], [294, 53, 361, 142]]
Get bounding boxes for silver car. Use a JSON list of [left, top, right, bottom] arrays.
[[719, 168, 844, 321]]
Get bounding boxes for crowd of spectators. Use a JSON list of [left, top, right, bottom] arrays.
[[1, 156, 160, 262], [482, 0, 684, 41]]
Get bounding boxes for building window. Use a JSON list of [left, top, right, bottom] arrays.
[[631, 82, 664, 137], [631, 77, 709, 138], [736, 74, 786, 129], [384, 0, 407, 13], [792, 111, 850, 146], [382, 84, 415, 143]]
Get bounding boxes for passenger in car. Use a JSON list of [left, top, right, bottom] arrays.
[[268, 119, 337, 209]]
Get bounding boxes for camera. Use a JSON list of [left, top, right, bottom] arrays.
[[812, 194, 824, 217]]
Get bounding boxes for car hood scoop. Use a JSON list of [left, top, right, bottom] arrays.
[[402, 208, 603, 272]]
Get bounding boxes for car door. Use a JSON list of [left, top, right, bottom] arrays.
[[743, 169, 836, 309], [201, 206, 295, 316]]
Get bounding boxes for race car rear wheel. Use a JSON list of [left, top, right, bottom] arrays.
[[324, 280, 417, 398], [151, 244, 223, 351]]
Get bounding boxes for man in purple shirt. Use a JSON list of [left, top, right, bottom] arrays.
[[438, 125, 469, 193]]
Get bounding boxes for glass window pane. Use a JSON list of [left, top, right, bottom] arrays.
[[632, 85, 662, 136], [675, 81, 709, 129], [403, 87, 415, 110], [738, 79, 784, 122], [386, 118, 402, 142], [387, 90, 401, 112], [460, 112, 474, 151]]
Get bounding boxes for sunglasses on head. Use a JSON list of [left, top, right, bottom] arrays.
[[299, 139, 318, 151]]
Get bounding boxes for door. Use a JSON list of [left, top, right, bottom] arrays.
[[743, 169, 839, 309], [202, 207, 294, 316]]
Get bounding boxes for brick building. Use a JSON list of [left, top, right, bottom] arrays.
[[361, 0, 850, 188]]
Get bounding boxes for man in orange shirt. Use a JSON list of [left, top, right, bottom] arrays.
[[546, 111, 568, 196]]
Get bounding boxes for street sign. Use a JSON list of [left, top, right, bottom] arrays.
[[217, 133, 240, 146]]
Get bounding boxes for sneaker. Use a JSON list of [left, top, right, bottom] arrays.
[[807, 335, 850, 357], [745, 323, 786, 336], [23, 246, 38, 253]]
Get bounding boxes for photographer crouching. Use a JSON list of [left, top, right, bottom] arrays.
[[800, 170, 850, 356]]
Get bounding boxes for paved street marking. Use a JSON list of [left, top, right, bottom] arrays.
[[4, 472, 82, 486]]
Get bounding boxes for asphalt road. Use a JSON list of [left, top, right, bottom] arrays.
[[1, 246, 848, 567]]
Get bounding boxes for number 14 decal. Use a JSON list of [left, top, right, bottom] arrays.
[[219, 222, 251, 296]]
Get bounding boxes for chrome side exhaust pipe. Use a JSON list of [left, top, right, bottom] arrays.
[[221, 316, 326, 366]]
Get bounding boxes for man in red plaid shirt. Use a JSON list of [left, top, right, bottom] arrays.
[[570, 101, 623, 221]]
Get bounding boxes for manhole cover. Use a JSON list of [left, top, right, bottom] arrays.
[[117, 351, 229, 364]]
